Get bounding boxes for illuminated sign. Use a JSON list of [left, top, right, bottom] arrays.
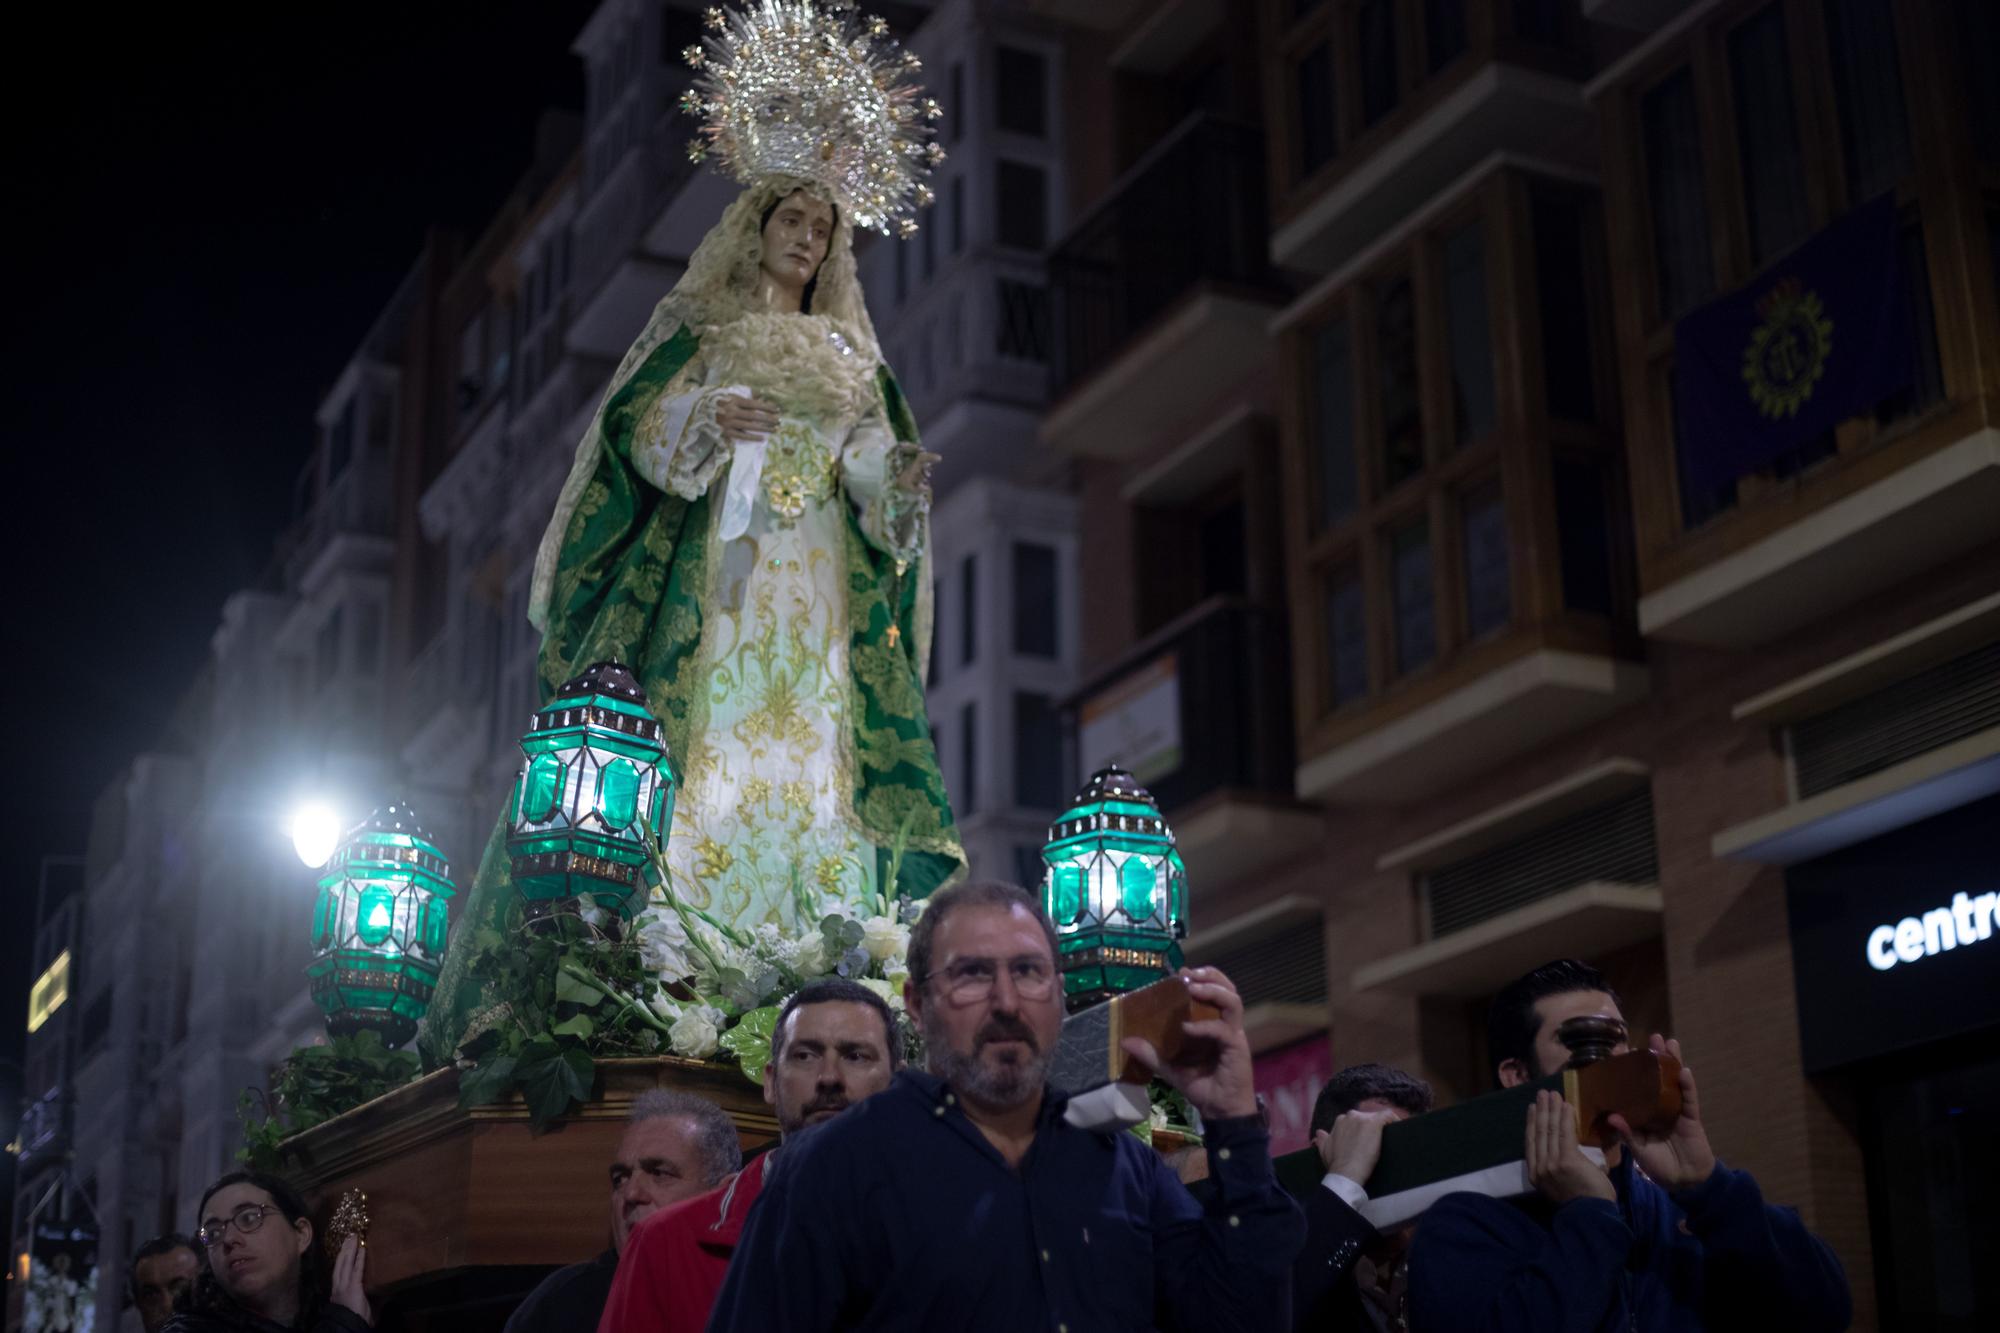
[[1865, 892, 1998, 970], [1786, 794, 2000, 1073], [26, 950, 69, 1034]]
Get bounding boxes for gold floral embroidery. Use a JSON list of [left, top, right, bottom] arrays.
[[815, 855, 848, 895], [694, 837, 734, 879], [781, 780, 813, 811], [761, 421, 837, 524]]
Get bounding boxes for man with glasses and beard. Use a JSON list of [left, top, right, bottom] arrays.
[[596, 978, 901, 1333], [707, 880, 1304, 1333]]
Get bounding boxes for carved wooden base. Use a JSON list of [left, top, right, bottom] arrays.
[[272, 1056, 776, 1323]]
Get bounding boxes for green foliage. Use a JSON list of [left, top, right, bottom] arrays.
[[237, 1031, 420, 1171], [718, 1004, 782, 1077], [449, 907, 674, 1131]]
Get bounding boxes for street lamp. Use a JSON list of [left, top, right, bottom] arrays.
[[289, 801, 343, 869], [1037, 764, 1188, 1011], [306, 803, 456, 1049]]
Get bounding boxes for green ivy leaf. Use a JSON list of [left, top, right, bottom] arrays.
[[555, 968, 606, 1006], [550, 1013, 595, 1040], [457, 1055, 519, 1109]]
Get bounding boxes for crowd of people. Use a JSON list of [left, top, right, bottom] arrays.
[[131, 880, 1855, 1333]]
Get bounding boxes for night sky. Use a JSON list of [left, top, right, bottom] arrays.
[[2, 0, 601, 1116]]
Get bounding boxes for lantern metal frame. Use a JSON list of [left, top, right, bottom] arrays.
[[1038, 765, 1188, 1011], [306, 803, 455, 1049], [507, 661, 678, 919]]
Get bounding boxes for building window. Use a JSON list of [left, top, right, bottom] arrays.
[[996, 161, 1047, 250], [1442, 223, 1497, 446], [958, 701, 978, 814], [949, 62, 964, 142], [1324, 566, 1367, 707], [995, 46, 1046, 138], [1012, 542, 1058, 657], [1376, 275, 1423, 490], [895, 239, 907, 305], [1014, 844, 1047, 890], [355, 603, 382, 678], [959, 553, 977, 665], [1389, 520, 1436, 675], [1946, 0, 1998, 166], [1357, 0, 1400, 129], [950, 176, 964, 253], [1014, 692, 1064, 808], [1425, 0, 1468, 72], [1310, 313, 1359, 526], [315, 606, 343, 688], [327, 399, 356, 484], [1460, 479, 1510, 638], [1824, 0, 1912, 204], [1293, 41, 1336, 177], [1553, 455, 1616, 617], [1531, 186, 1598, 424], [922, 211, 936, 279], [1641, 68, 1714, 320], [997, 279, 1050, 362], [1727, 6, 1810, 267]]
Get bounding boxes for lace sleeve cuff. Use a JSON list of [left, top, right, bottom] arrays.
[[864, 457, 930, 566], [633, 385, 733, 499]]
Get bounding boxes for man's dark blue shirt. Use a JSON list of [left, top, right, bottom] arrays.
[[705, 1068, 1304, 1332]]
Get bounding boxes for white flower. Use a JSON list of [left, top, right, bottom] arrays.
[[634, 910, 694, 980], [647, 987, 681, 1023], [860, 915, 910, 965], [793, 932, 831, 976], [669, 1007, 721, 1059], [1149, 1101, 1171, 1131], [856, 975, 905, 1013]]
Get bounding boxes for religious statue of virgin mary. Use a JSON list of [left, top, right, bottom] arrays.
[[424, 0, 965, 1056]]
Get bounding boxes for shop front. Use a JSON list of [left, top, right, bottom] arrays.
[[1786, 793, 2000, 1331]]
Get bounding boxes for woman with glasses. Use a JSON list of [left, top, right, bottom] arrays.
[[161, 1171, 371, 1332]]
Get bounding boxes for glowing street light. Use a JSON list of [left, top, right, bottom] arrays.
[[290, 801, 343, 869]]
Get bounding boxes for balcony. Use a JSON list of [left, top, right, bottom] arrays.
[[400, 623, 498, 785], [1070, 597, 1321, 887], [1269, 2, 1590, 275], [1042, 115, 1282, 459], [1296, 642, 1650, 804], [285, 451, 394, 592], [568, 129, 694, 359]]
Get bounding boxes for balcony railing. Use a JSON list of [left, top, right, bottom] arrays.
[[1049, 115, 1273, 398], [1070, 597, 1294, 819]]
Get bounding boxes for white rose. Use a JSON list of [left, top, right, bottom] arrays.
[[861, 915, 910, 965], [793, 932, 831, 976], [634, 911, 693, 979], [669, 1008, 720, 1059], [856, 976, 905, 1013], [647, 987, 681, 1022]]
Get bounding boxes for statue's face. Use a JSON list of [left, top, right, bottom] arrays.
[[760, 189, 835, 295]]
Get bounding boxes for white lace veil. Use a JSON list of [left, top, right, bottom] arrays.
[[528, 175, 886, 632]]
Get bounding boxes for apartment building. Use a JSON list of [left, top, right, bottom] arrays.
[[1040, 1, 2000, 1325]]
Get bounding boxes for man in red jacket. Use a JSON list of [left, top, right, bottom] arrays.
[[597, 977, 901, 1333]]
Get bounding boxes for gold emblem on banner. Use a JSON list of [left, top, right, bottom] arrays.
[[1742, 277, 1833, 420]]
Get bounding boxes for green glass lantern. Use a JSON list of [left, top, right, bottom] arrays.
[[307, 803, 455, 1048], [507, 660, 678, 920], [1038, 765, 1188, 1011]]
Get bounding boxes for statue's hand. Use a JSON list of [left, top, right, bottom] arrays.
[[895, 449, 939, 492], [717, 394, 781, 444]]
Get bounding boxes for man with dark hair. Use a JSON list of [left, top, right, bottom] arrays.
[[505, 1088, 741, 1333], [597, 977, 900, 1333], [708, 880, 1304, 1332], [128, 1234, 201, 1332], [1263, 1063, 1434, 1331], [1407, 958, 1852, 1332]]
